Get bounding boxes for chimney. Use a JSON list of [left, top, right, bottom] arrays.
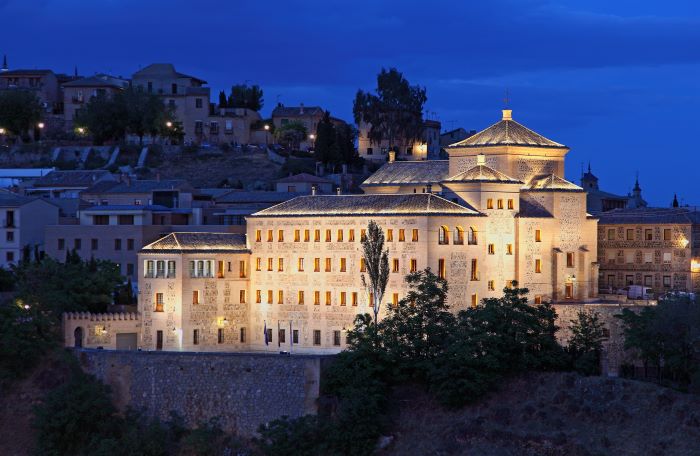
[[311, 185, 317, 196], [477, 153, 486, 165], [502, 109, 512, 121], [299, 103, 304, 115], [388, 151, 396, 163], [336, 186, 341, 196]]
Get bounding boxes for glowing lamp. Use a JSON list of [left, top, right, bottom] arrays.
[[264, 124, 270, 131], [0, 128, 5, 134], [691, 259, 700, 273], [37, 122, 45, 129]]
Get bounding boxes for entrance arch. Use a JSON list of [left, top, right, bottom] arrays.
[[74, 327, 83, 348]]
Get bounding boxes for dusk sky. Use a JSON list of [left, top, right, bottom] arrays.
[[2, 0, 699, 206]]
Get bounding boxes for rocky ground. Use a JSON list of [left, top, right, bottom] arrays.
[[384, 372, 700, 456]]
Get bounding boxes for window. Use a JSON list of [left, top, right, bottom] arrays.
[[193, 329, 199, 345], [5, 210, 14, 227], [267, 257, 273, 271], [410, 259, 417, 273], [333, 330, 341, 346], [535, 229, 542, 242], [566, 252, 575, 268], [507, 199, 514, 210], [645, 229, 653, 241], [145, 260, 155, 278], [6, 252, 13, 262], [127, 263, 134, 276], [278, 290, 284, 304], [90, 238, 98, 250], [294, 229, 300, 242], [325, 229, 331, 242], [454, 227, 464, 245], [369, 292, 374, 307], [256, 290, 262, 303], [607, 229, 615, 240], [239, 260, 247, 278], [114, 239, 122, 250], [349, 230, 355, 242], [663, 275, 671, 287], [240, 327, 246, 343], [626, 229, 634, 241], [267, 290, 273, 304], [255, 257, 261, 271], [488, 244, 495, 254], [325, 291, 332, 306], [497, 199, 504, 209], [58, 238, 65, 250], [337, 229, 343, 242], [389, 258, 398, 273], [360, 258, 366, 272], [439, 226, 449, 245], [293, 330, 299, 344], [340, 292, 347, 306], [412, 229, 419, 242], [663, 252, 671, 263], [314, 229, 320, 242], [534, 296, 542, 304], [191, 290, 200, 305], [352, 292, 358, 306], [535, 259, 542, 273], [266, 328, 273, 343], [392, 293, 399, 307], [438, 258, 446, 279], [298, 290, 305, 305], [387, 229, 393, 242], [171, 82, 178, 94], [240, 290, 246, 303], [278, 258, 284, 272], [278, 230, 284, 242], [93, 215, 109, 225], [127, 239, 134, 251], [267, 230, 273, 242], [304, 229, 310, 242], [325, 258, 331, 272], [255, 230, 262, 242], [471, 259, 478, 281], [468, 227, 478, 245], [398, 229, 405, 242], [664, 229, 672, 241], [313, 330, 321, 345], [340, 258, 347, 272], [644, 252, 653, 263], [506, 244, 513, 255], [644, 275, 653, 286], [218, 328, 224, 344], [195, 98, 203, 108], [156, 331, 163, 350], [314, 258, 320, 272], [626, 275, 634, 285], [488, 280, 495, 291], [155, 293, 164, 312], [118, 215, 134, 225], [298, 258, 304, 272], [74, 238, 82, 250], [278, 329, 286, 344], [361, 229, 367, 242], [366, 147, 373, 155], [471, 294, 478, 308], [486, 199, 494, 209]]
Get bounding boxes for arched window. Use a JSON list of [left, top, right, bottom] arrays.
[[454, 226, 465, 245], [468, 227, 478, 245], [438, 226, 449, 245]]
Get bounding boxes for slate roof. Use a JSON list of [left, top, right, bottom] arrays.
[[251, 194, 481, 217], [140, 232, 248, 253], [275, 173, 333, 184], [361, 160, 449, 186], [32, 170, 114, 188], [597, 207, 700, 225], [444, 164, 522, 184], [449, 110, 566, 149], [527, 174, 583, 192]]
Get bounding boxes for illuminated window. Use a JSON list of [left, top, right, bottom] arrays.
[[304, 229, 310, 242], [239, 290, 246, 303], [278, 258, 284, 271], [325, 258, 331, 272], [325, 291, 332, 306], [470, 259, 478, 281], [239, 260, 247, 278], [506, 244, 513, 255], [360, 258, 366, 272], [298, 290, 305, 305], [607, 229, 615, 240], [267, 258, 273, 271], [278, 230, 284, 242], [534, 295, 542, 304], [278, 290, 284, 304], [566, 252, 574, 268], [535, 258, 542, 273], [439, 225, 449, 245], [398, 229, 405, 242], [192, 290, 199, 305], [298, 258, 304, 272], [535, 229, 542, 242], [349, 229, 355, 242], [314, 258, 320, 272], [267, 230, 273, 242], [486, 199, 494, 209], [454, 226, 464, 245], [155, 293, 164, 312], [438, 258, 446, 279], [361, 229, 367, 242], [663, 252, 671, 263], [340, 292, 347, 306], [497, 199, 504, 209], [256, 290, 261, 303], [392, 258, 399, 273], [294, 229, 300, 242], [314, 229, 320, 242], [325, 229, 332, 242], [488, 280, 495, 291], [255, 257, 261, 271], [337, 229, 343, 242], [340, 258, 347, 272], [644, 252, 653, 263], [392, 293, 399, 307], [507, 199, 514, 210], [412, 229, 419, 242], [468, 227, 478, 245], [351, 292, 358, 306], [626, 229, 634, 240], [255, 229, 262, 242], [267, 290, 273, 304], [488, 244, 495, 254], [645, 229, 653, 241], [410, 258, 417, 273], [369, 292, 374, 307], [387, 229, 393, 242], [314, 291, 320, 305], [471, 293, 478, 308]]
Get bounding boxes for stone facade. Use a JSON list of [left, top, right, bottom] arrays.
[[75, 349, 322, 436]]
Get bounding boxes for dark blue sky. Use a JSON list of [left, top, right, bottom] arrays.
[[2, 0, 699, 206]]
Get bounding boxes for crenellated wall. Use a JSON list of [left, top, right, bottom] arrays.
[[63, 312, 141, 349]]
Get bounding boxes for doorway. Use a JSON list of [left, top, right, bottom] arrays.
[[74, 327, 83, 348]]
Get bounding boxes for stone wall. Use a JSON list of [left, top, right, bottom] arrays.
[[75, 349, 323, 436]]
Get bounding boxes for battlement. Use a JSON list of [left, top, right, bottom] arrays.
[[64, 312, 140, 322]]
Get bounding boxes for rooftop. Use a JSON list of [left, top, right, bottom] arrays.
[[214, 191, 306, 204], [361, 160, 449, 186], [444, 163, 522, 184], [275, 173, 333, 184], [251, 193, 481, 217], [132, 63, 206, 84], [86, 179, 192, 194], [598, 207, 700, 225], [32, 170, 114, 188], [63, 74, 129, 89], [0, 193, 40, 207], [272, 105, 324, 117], [527, 174, 583, 192], [449, 110, 566, 149], [517, 198, 554, 218], [0, 69, 54, 76], [140, 232, 248, 254]]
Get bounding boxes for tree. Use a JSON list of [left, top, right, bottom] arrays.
[[119, 88, 173, 145], [353, 68, 427, 154], [0, 90, 42, 140], [360, 221, 389, 326], [227, 84, 264, 111], [313, 111, 337, 164], [568, 310, 607, 375], [74, 93, 128, 144], [335, 122, 358, 165], [274, 121, 307, 150], [218, 90, 228, 109]]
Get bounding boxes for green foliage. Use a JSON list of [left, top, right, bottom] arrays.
[[313, 111, 358, 168], [0, 266, 15, 291], [228, 84, 264, 111], [13, 254, 123, 315], [568, 310, 607, 375], [218, 90, 228, 109], [0, 300, 59, 380], [75, 93, 128, 145], [361, 220, 390, 325], [0, 90, 42, 138], [353, 68, 427, 151], [274, 121, 307, 150]]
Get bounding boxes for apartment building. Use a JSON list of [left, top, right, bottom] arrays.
[[271, 104, 346, 151], [358, 119, 442, 161], [62, 74, 129, 131], [0, 194, 59, 267], [598, 207, 700, 294]]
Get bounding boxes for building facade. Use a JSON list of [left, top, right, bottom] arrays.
[[62, 74, 129, 131], [357, 119, 442, 162]]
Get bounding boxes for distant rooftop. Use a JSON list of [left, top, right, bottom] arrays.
[[598, 207, 700, 225], [140, 232, 248, 254], [362, 160, 449, 187], [271, 105, 324, 117], [132, 63, 206, 84], [92, 179, 193, 194], [444, 163, 522, 184], [32, 170, 114, 188], [275, 173, 333, 184], [527, 174, 583, 192], [214, 191, 305, 204], [63, 74, 129, 89]]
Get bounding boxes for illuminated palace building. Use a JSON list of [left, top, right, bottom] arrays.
[[65, 110, 599, 353]]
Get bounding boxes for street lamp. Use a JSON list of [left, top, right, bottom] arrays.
[[0, 128, 5, 135], [166, 121, 173, 128], [37, 122, 45, 130], [264, 124, 270, 146]]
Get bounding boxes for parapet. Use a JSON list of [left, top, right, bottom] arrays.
[[63, 312, 140, 321]]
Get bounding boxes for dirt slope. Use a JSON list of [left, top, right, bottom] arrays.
[[384, 372, 700, 456]]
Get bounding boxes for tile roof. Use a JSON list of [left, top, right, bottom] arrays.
[[361, 160, 449, 186], [140, 232, 248, 253], [275, 173, 333, 184], [96, 179, 193, 194], [214, 191, 305, 204], [448, 110, 566, 149], [444, 164, 522, 184], [132, 63, 206, 83], [597, 207, 700, 225], [527, 174, 583, 192], [0, 193, 39, 207], [32, 170, 114, 188], [251, 194, 481, 217]]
